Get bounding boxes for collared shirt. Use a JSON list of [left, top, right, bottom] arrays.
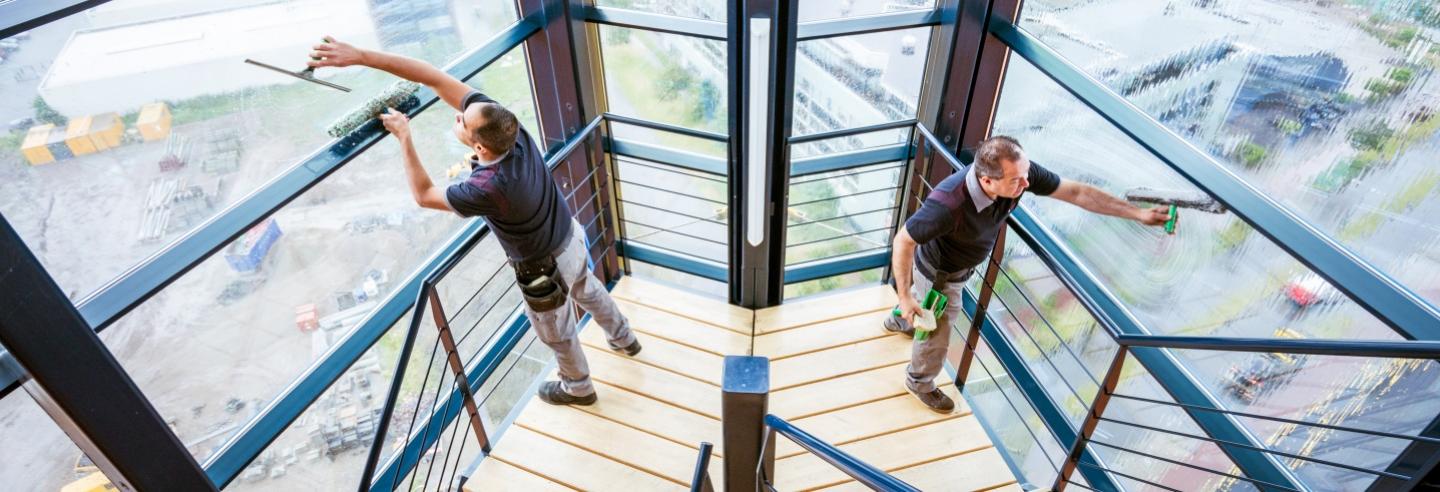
[[964, 168, 994, 213], [445, 91, 573, 263], [904, 162, 1061, 276]]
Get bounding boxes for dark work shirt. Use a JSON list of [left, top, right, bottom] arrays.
[[905, 162, 1061, 275], [446, 91, 572, 263]]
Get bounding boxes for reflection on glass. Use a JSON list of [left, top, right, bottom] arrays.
[[596, 0, 725, 21], [1019, 0, 1440, 308], [610, 121, 728, 159], [0, 0, 519, 299], [993, 55, 1437, 489], [799, 0, 936, 23], [615, 156, 729, 264], [793, 27, 930, 137], [599, 26, 727, 134]]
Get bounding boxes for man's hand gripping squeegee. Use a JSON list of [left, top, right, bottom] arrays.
[[1123, 187, 1227, 235], [892, 289, 949, 342]]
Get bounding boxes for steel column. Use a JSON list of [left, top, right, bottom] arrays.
[[721, 356, 772, 491], [0, 218, 216, 492]]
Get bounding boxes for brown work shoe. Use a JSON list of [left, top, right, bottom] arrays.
[[907, 385, 955, 414], [537, 381, 596, 406]]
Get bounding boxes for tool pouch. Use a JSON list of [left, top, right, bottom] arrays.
[[515, 255, 568, 313]]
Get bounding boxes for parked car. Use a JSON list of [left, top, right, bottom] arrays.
[[7, 117, 34, 133], [1282, 273, 1344, 308]]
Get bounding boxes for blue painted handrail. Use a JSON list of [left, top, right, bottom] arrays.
[[764, 414, 921, 492]]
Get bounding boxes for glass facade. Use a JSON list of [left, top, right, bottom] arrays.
[[3, 0, 1439, 490], [599, 26, 727, 134], [0, 0, 520, 299], [1019, 0, 1440, 309]]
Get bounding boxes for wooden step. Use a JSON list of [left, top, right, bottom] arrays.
[[752, 309, 893, 361], [777, 391, 968, 460], [585, 346, 722, 419], [491, 426, 680, 491], [575, 380, 722, 457], [773, 416, 993, 490], [615, 300, 752, 356], [755, 285, 897, 334], [771, 363, 952, 420], [466, 458, 574, 492], [580, 319, 724, 386], [818, 447, 1018, 492], [769, 336, 912, 391], [611, 276, 752, 335], [515, 401, 723, 486]]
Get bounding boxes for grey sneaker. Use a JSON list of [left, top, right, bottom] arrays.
[[883, 314, 915, 338], [907, 384, 955, 414], [537, 381, 596, 406], [613, 338, 642, 357]]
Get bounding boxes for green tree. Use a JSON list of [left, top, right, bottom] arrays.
[[1349, 120, 1394, 152], [32, 96, 66, 126], [693, 79, 720, 122]]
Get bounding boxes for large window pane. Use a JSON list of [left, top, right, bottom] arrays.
[[1019, 0, 1440, 308], [799, 0, 936, 23], [0, 45, 541, 470], [0, 0, 519, 299], [615, 156, 729, 264], [785, 162, 903, 267], [793, 27, 930, 136], [599, 26, 727, 134], [993, 55, 1437, 489]]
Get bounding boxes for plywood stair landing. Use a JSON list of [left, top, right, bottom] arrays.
[[469, 277, 1019, 491]]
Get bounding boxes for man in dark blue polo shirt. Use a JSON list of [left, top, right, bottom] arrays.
[[888, 136, 1170, 413], [311, 38, 641, 407]]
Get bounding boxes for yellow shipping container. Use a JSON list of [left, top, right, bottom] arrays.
[[65, 113, 125, 155], [21, 124, 58, 165], [137, 102, 172, 142]]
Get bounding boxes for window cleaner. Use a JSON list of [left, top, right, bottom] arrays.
[[1122, 187, 1227, 234], [325, 80, 421, 138], [243, 47, 352, 93], [892, 287, 949, 342]]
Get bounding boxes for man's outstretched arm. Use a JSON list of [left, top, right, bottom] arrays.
[[380, 109, 451, 212], [1048, 179, 1170, 226], [310, 37, 473, 111]]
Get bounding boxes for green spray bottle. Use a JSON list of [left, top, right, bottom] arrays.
[[892, 288, 950, 342]]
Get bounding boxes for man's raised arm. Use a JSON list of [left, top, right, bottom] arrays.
[[310, 36, 473, 111], [1049, 179, 1170, 226]]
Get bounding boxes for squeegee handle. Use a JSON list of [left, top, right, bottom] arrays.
[[1165, 204, 1178, 235]]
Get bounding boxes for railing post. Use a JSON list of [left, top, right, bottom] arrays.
[[1054, 345, 1128, 491], [427, 284, 492, 454], [956, 226, 1008, 392], [691, 442, 717, 492], [722, 355, 771, 491]]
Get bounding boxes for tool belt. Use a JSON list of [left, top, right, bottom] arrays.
[[514, 254, 568, 313]]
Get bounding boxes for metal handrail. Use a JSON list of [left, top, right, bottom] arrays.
[[690, 442, 716, 492], [762, 415, 921, 492], [359, 115, 609, 490]]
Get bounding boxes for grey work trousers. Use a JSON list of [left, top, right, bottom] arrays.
[[887, 252, 974, 393], [522, 219, 635, 397]]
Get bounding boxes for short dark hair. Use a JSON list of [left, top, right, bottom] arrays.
[[471, 102, 519, 153], [974, 135, 1023, 178]]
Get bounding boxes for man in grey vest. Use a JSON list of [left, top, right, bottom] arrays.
[[887, 136, 1170, 412], [312, 38, 640, 407]]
